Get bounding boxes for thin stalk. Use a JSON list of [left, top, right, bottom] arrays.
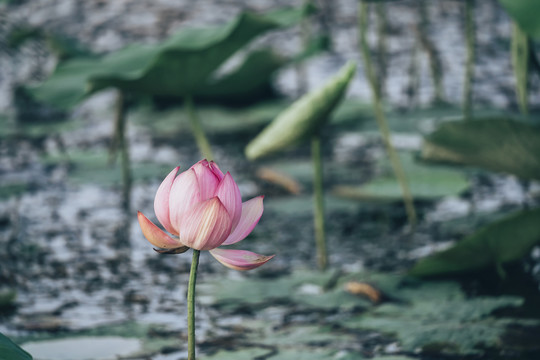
[[375, 2, 388, 98], [359, 0, 417, 227], [511, 22, 529, 115], [187, 249, 200, 360], [115, 90, 132, 213], [296, 0, 312, 95], [185, 96, 214, 161], [463, 0, 475, 119], [417, 0, 445, 104], [311, 134, 328, 270]]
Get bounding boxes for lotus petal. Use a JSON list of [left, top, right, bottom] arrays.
[[208, 160, 225, 180], [138, 211, 184, 249], [210, 248, 275, 271], [215, 172, 242, 230], [169, 169, 201, 233], [154, 166, 179, 235], [192, 160, 220, 200], [154, 246, 190, 254], [179, 197, 232, 250], [222, 196, 264, 245]]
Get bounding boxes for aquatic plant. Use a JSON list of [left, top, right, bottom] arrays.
[[137, 159, 274, 359], [246, 61, 356, 271], [358, 0, 417, 226], [28, 5, 312, 209]]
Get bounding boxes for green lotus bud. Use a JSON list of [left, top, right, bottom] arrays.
[[245, 61, 356, 160]]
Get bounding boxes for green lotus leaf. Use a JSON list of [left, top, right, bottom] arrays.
[[245, 61, 356, 160], [498, 0, 540, 39], [0, 332, 33, 360], [29, 5, 312, 109], [421, 118, 540, 181], [193, 48, 285, 104], [333, 152, 469, 202], [409, 208, 540, 277]]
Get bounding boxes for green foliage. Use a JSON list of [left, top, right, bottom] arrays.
[[0, 113, 75, 139], [343, 276, 525, 355], [202, 348, 273, 360], [29, 5, 311, 109], [201, 270, 531, 356], [409, 208, 540, 277], [0, 332, 33, 360], [0, 184, 28, 200], [265, 195, 359, 216], [346, 296, 523, 355], [421, 118, 540, 180], [41, 150, 172, 186], [511, 23, 529, 114], [198, 270, 343, 311], [245, 61, 356, 160], [133, 99, 369, 139], [194, 49, 285, 104], [334, 152, 469, 202], [498, 0, 540, 39]]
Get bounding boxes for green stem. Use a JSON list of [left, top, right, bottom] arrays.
[[185, 96, 214, 161], [417, 0, 445, 104], [359, 0, 417, 227], [312, 134, 328, 270], [463, 0, 475, 119], [375, 2, 388, 98], [187, 249, 200, 360], [511, 22, 529, 115], [115, 90, 132, 212]]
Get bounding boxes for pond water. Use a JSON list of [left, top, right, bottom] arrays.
[[1, 1, 540, 359]]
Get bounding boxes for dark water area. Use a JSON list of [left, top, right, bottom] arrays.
[[1, 0, 540, 359]]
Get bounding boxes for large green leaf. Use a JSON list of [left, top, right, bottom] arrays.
[[193, 49, 285, 104], [0, 332, 33, 360], [409, 208, 540, 277], [333, 152, 469, 202], [245, 61, 356, 160], [498, 0, 540, 39], [29, 5, 311, 109], [421, 118, 540, 180]]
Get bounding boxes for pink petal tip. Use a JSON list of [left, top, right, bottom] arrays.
[[137, 211, 184, 249], [210, 248, 275, 271]]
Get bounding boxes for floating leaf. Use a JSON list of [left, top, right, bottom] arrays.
[[421, 118, 540, 180], [29, 6, 312, 109], [511, 22, 529, 114], [343, 277, 526, 355], [0, 332, 33, 360], [194, 49, 285, 104], [409, 208, 540, 277], [245, 61, 356, 160], [333, 152, 469, 202], [498, 0, 540, 39], [202, 348, 273, 360], [41, 151, 172, 186]]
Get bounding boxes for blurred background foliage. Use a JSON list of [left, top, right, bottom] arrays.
[[1, 0, 540, 359]]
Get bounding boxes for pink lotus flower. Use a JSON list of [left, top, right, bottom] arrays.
[[138, 159, 274, 270]]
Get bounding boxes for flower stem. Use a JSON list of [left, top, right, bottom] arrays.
[[185, 96, 214, 161], [187, 249, 200, 360], [358, 0, 417, 227], [312, 133, 328, 271]]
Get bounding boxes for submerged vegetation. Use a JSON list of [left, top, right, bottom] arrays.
[[0, 0, 539, 359]]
